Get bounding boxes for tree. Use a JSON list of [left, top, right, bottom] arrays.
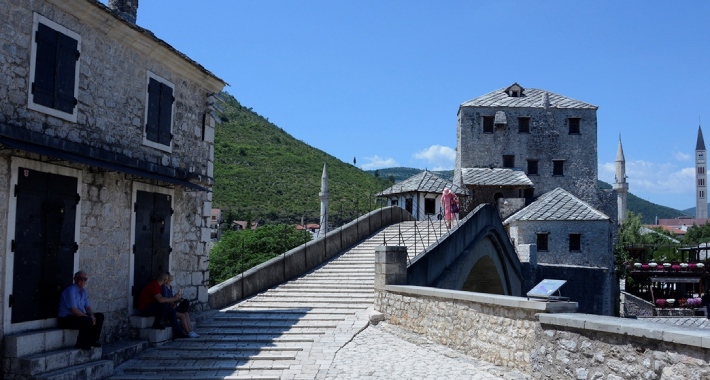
[[374, 169, 379, 178], [208, 224, 312, 286], [387, 175, 395, 183]]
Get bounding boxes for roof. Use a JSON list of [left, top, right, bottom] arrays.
[[460, 87, 597, 110], [697, 126, 706, 151], [76, 0, 227, 87], [504, 188, 610, 224], [461, 168, 533, 187], [657, 218, 709, 227], [375, 170, 468, 197]]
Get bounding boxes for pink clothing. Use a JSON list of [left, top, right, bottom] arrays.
[[441, 191, 458, 221]]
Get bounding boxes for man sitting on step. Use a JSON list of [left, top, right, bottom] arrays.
[[57, 270, 105, 350], [137, 272, 188, 338]]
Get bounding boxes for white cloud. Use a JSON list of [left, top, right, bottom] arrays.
[[412, 145, 456, 170], [361, 155, 399, 170], [599, 160, 694, 194], [674, 151, 691, 161]]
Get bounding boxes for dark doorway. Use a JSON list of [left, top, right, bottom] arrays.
[[405, 198, 413, 215], [12, 167, 77, 323], [132, 191, 172, 308]]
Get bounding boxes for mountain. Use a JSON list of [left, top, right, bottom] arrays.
[[596, 181, 689, 223], [213, 92, 392, 225], [681, 205, 709, 218], [366, 167, 454, 183]]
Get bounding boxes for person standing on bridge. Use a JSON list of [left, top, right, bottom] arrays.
[[441, 188, 458, 229]]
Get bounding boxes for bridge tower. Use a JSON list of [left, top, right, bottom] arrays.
[[319, 163, 330, 236], [613, 136, 628, 225]]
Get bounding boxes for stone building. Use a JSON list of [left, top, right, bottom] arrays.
[[696, 126, 707, 219], [0, 0, 225, 343], [453, 83, 599, 208], [375, 170, 468, 221]]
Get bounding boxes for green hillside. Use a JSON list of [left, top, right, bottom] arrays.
[[366, 167, 454, 183], [213, 93, 392, 225], [681, 205, 708, 217]]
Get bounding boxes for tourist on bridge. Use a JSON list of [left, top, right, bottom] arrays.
[[441, 187, 459, 229], [138, 272, 189, 338], [57, 270, 105, 350]]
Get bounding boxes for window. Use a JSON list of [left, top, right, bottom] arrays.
[[503, 155, 515, 168], [527, 160, 538, 175], [700, 179, 705, 187], [28, 13, 81, 122], [553, 160, 564, 176], [424, 198, 436, 215], [569, 234, 581, 251], [700, 167, 705, 174], [518, 117, 530, 133], [405, 198, 413, 214], [391, 199, 398, 206], [511, 91, 519, 97], [700, 191, 705, 199], [568, 118, 581, 134], [482, 116, 494, 133], [537, 233, 548, 251], [143, 72, 175, 151]]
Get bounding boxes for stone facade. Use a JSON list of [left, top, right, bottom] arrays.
[[0, 0, 224, 344], [508, 220, 612, 268]]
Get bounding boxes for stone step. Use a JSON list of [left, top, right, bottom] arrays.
[[122, 362, 291, 372], [224, 308, 357, 314], [260, 292, 372, 298], [139, 352, 298, 360], [182, 336, 315, 343], [34, 359, 113, 380], [4, 329, 79, 358], [196, 328, 327, 335], [6, 346, 101, 376], [277, 284, 372, 289], [155, 345, 303, 352], [234, 303, 369, 310], [246, 298, 373, 304], [213, 315, 345, 321], [101, 340, 149, 367]]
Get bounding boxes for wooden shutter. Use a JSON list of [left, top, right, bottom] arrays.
[[54, 32, 79, 113], [158, 83, 173, 146], [146, 78, 161, 143], [32, 23, 58, 109]]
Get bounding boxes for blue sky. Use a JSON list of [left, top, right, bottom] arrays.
[[109, 1, 709, 211]]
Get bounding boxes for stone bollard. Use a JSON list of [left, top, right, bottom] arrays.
[[372, 245, 407, 324]]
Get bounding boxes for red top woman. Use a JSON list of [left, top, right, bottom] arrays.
[[440, 188, 458, 228]]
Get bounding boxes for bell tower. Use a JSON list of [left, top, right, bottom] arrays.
[[696, 125, 707, 219]]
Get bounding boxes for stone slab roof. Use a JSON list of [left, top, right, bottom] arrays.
[[460, 87, 597, 110], [461, 168, 533, 187], [504, 187, 610, 224], [376, 170, 468, 197]]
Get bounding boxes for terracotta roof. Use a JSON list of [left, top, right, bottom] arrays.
[[461, 168, 533, 187], [460, 87, 597, 110], [504, 188, 609, 224], [376, 170, 468, 197]]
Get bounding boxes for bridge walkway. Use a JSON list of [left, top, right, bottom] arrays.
[[111, 221, 450, 380]]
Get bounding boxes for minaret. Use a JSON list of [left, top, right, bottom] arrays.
[[613, 136, 629, 225], [319, 163, 330, 236], [696, 126, 707, 219]]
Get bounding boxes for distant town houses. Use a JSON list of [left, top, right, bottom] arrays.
[[0, 0, 225, 345]]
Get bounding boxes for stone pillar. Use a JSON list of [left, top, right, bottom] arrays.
[[373, 245, 408, 319]]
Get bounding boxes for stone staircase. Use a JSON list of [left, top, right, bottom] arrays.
[[111, 221, 449, 379], [3, 328, 147, 380]]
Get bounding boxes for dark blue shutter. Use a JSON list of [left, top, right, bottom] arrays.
[[33, 23, 58, 109], [158, 83, 173, 146], [54, 32, 79, 113], [146, 78, 161, 143]]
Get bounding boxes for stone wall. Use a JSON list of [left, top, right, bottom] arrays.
[[508, 220, 613, 268], [454, 105, 598, 202], [376, 285, 710, 379], [620, 291, 654, 317]]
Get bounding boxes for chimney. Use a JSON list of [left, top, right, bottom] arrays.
[[108, 0, 139, 24]]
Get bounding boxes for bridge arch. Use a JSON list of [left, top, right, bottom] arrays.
[[406, 204, 522, 296]]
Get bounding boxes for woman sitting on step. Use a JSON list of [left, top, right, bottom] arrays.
[[162, 273, 199, 338]]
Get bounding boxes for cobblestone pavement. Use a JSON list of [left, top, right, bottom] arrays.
[[325, 323, 529, 380]]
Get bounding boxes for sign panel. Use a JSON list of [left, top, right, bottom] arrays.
[[527, 279, 567, 299]]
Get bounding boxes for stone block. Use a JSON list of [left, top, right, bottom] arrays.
[[63, 330, 79, 347], [129, 315, 154, 329], [5, 330, 46, 358], [44, 329, 64, 351], [138, 327, 173, 344]]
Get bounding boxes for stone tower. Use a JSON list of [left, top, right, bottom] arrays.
[[613, 136, 628, 225], [319, 163, 330, 236], [696, 126, 707, 219]]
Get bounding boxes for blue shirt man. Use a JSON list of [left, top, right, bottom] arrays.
[[57, 270, 104, 350]]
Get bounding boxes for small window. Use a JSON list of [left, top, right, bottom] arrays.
[[424, 198, 436, 215], [700, 167, 705, 174], [553, 160, 564, 176], [405, 198, 413, 214], [28, 14, 82, 122], [701, 191, 705, 199], [527, 160, 538, 175], [391, 199, 398, 206], [568, 118, 581, 134], [537, 233, 548, 251], [518, 117, 530, 134], [143, 72, 175, 152], [700, 179, 705, 187], [503, 155, 515, 168], [569, 234, 581, 251], [511, 91, 519, 97], [482, 116, 494, 133]]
